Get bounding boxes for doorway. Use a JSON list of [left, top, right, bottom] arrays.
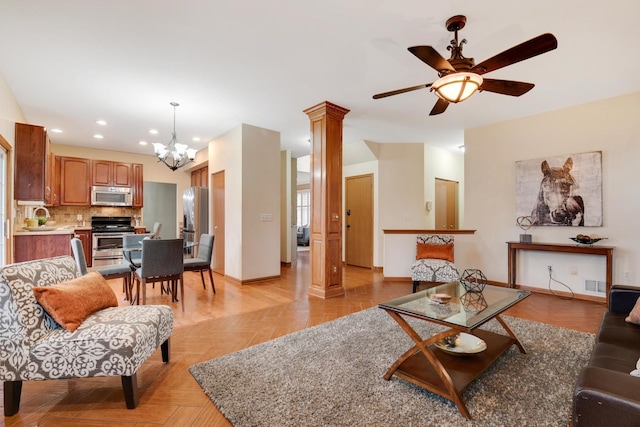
[[435, 178, 458, 230], [143, 182, 177, 239], [212, 170, 225, 275], [345, 174, 373, 268]]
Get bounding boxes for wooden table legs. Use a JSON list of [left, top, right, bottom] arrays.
[[382, 310, 526, 419]]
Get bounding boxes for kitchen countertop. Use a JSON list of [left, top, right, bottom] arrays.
[[14, 227, 75, 236]]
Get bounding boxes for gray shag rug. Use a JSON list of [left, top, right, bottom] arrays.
[[189, 308, 594, 426]]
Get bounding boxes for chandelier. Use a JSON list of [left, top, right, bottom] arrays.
[[152, 102, 197, 171]]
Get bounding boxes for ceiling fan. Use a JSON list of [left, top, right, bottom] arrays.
[[373, 15, 558, 116]]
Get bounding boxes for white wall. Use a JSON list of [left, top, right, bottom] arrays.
[[379, 143, 425, 229], [209, 123, 281, 282], [463, 92, 640, 297], [241, 124, 280, 280], [424, 145, 465, 229]]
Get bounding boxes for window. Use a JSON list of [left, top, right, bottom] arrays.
[[297, 190, 310, 227]]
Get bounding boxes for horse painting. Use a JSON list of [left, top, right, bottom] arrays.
[[531, 157, 585, 226]]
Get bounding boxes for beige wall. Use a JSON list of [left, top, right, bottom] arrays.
[[209, 123, 281, 282], [424, 145, 465, 229], [0, 73, 26, 146], [463, 92, 640, 297]]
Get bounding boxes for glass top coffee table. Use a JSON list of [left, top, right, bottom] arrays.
[[378, 282, 530, 419]]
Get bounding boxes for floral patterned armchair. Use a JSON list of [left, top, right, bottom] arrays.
[[0, 256, 174, 416], [411, 234, 460, 292]]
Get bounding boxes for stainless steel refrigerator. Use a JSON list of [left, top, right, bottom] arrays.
[[183, 187, 208, 257]]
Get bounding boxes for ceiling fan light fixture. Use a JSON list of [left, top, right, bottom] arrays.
[[431, 72, 483, 103]]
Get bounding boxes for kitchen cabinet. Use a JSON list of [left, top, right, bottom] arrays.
[[191, 165, 208, 187], [14, 233, 73, 263], [92, 160, 131, 187], [60, 157, 92, 205], [14, 123, 54, 203], [132, 163, 144, 207], [49, 154, 61, 206], [74, 229, 92, 267]]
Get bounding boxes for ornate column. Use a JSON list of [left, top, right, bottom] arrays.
[[303, 101, 350, 298]]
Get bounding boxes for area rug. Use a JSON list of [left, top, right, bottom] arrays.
[[189, 308, 594, 426]]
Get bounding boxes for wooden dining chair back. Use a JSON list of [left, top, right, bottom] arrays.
[[183, 234, 215, 293], [134, 238, 185, 311], [71, 237, 133, 300]]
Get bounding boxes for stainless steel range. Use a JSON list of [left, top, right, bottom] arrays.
[[91, 216, 135, 267]]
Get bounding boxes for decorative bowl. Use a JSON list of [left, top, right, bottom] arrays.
[[570, 237, 607, 245], [434, 332, 487, 356]]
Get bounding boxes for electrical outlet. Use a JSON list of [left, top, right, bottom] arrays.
[[571, 266, 578, 275], [547, 265, 552, 272]]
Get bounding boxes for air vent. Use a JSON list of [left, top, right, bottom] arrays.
[[584, 279, 606, 294]]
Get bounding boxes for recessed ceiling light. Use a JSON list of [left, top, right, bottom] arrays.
[[139, 141, 148, 146], [149, 129, 159, 135], [50, 128, 63, 133], [192, 137, 201, 142], [93, 134, 104, 139], [95, 120, 107, 125]]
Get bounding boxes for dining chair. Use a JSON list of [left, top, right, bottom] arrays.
[[133, 238, 185, 311], [70, 237, 133, 301], [183, 234, 215, 293], [151, 222, 162, 239]]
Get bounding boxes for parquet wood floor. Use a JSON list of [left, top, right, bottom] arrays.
[[1, 251, 606, 426]]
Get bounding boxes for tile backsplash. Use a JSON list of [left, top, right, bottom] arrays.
[[33, 206, 142, 226]]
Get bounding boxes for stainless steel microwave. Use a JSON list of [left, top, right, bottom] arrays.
[[91, 186, 132, 206]]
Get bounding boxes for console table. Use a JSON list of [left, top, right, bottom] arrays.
[[507, 241, 614, 301]]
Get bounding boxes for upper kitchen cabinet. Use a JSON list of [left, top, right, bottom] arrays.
[[60, 156, 91, 205], [14, 123, 54, 203], [92, 160, 131, 187], [132, 163, 143, 208], [191, 165, 208, 187]]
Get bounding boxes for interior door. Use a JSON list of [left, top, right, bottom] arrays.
[[212, 170, 225, 275], [0, 135, 9, 266], [435, 178, 458, 229], [345, 174, 373, 268]]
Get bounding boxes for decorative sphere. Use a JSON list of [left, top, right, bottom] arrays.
[[460, 269, 488, 293]]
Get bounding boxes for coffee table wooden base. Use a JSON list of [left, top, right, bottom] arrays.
[[383, 311, 526, 419]]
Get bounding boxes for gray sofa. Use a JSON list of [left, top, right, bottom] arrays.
[[297, 226, 310, 246], [0, 256, 174, 416], [573, 285, 640, 426]]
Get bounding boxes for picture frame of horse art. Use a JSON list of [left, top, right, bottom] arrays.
[[515, 151, 603, 227]]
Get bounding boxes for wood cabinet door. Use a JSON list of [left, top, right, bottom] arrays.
[[60, 157, 91, 205], [132, 163, 144, 207], [14, 123, 47, 200], [92, 160, 112, 186], [113, 162, 131, 187], [49, 154, 61, 206], [74, 230, 92, 267]]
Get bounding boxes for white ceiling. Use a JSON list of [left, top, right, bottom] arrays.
[[1, 1, 638, 159]]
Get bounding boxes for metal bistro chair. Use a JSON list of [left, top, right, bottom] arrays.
[[184, 234, 215, 293], [133, 239, 185, 311], [70, 237, 133, 301]]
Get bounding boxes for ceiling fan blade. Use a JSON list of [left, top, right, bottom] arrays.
[[408, 46, 456, 73], [429, 98, 449, 116], [372, 83, 432, 99], [480, 79, 535, 96], [471, 33, 558, 75]]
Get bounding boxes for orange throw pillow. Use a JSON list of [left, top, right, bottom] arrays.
[[33, 271, 118, 332], [416, 243, 454, 262]]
